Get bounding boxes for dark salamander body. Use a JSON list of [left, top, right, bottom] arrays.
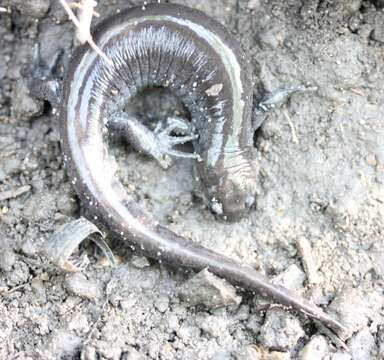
[[61, 3, 345, 332]]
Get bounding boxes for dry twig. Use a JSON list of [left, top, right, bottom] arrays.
[[59, 0, 112, 65], [295, 236, 322, 285], [0, 185, 31, 202]]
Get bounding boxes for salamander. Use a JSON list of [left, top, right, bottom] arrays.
[[58, 3, 345, 333]]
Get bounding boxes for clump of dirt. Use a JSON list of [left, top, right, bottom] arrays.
[[0, 0, 383, 359]]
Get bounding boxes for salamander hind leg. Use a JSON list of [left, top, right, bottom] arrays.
[[108, 112, 200, 169], [28, 43, 63, 109]]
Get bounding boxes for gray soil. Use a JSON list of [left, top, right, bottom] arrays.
[[0, 0, 383, 359]]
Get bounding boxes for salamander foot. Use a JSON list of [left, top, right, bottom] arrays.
[[108, 112, 200, 169]]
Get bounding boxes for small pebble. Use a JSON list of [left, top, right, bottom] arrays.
[[348, 14, 362, 33], [256, 27, 286, 49], [327, 287, 373, 339], [347, 327, 376, 360], [345, 0, 362, 14], [271, 264, 306, 290], [31, 278, 47, 303], [46, 330, 82, 359], [154, 295, 169, 313], [179, 268, 242, 309], [64, 273, 102, 300], [258, 308, 305, 352], [22, 192, 57, 223], [0, 157, 22, 181], [0, 248, 16, 272], [20, 238, 40, 257], [298, 335, 329, 360], [11, 81, 43, 122], [56, 185, 79, 216], [371, 13, 384, 43], [6, 261, 30, 286]]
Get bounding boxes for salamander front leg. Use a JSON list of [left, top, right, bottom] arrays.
[[252, 84, 318, 131], [108, 112, 200, 169]]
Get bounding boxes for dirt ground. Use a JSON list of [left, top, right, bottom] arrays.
[[0, 0, 383, 359]]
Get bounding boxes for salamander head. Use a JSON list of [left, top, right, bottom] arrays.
[[204, 156, 259, 222]]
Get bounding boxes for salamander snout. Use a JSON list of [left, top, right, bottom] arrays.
[[208, 174, 257, 222]]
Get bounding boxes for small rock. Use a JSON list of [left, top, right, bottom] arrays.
[[345, 0, 362, 14], [0, 248, 16, 272], [327, 287, 373, 339], [348, 14, 362, 33], [347, 327, 376, 360], [371, 13, 384, 43], [4, 0, 50, 19], [258, 308, 305, 352], [20, 238, 40, 257], [256, 27, 286, 49], [56, 185, 78, 216], [298, 335, 329, 360], [271, 264, 306, 290], [22, 192, 57, 223], [176, 322, 201, 342], [46, 330, 82, 359], [31, 278, 47, 303], [196, 314, 229, 338], [67, 313, 89, 333], [154, 295, 169, 313], [11, 81, 43, 121], [179, 268, 242, 309], [6, 261, 30, 286], [131, 255, 150, 269], [326, 194, 359, 231], [64, 273, 102, 300], [0, 157, 22, 181]]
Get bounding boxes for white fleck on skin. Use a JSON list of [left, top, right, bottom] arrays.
[[205, 83, 223, 96]]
